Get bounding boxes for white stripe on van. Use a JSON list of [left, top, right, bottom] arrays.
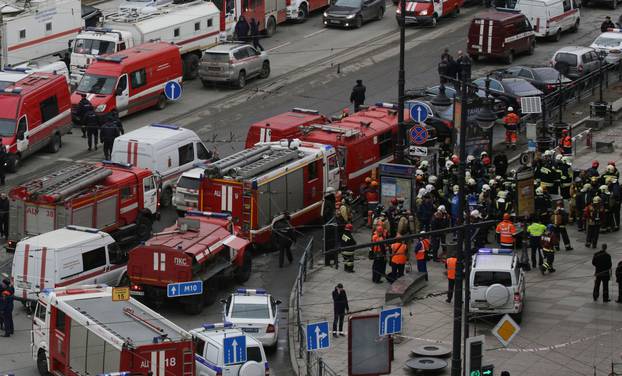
[[221, 185, 227, 211], [159, 350, 165, 376], [478, 21, 484, 53], [160, 253, 165, 272], [153, 252, 159, 271], [227, 186, 233, 212], [488, 20, 493, 54], [151, 351, 157, 376]]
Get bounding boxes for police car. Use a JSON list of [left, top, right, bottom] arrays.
[[190, 323, 269, 376], [590, 29, 622, 64], [222, 289, 281, 348], [469, 248, 526, 323]]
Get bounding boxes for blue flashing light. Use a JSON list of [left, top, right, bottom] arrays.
[[151, 123, 180, 130], [477, 248, 513, 255], [186, 210, 230, 219], [236, 288, 267, 295], [85, 27, 113, 33], [2, 66, 29, 72], [375, 102, 398, 109], [202, 322, 233, 330]]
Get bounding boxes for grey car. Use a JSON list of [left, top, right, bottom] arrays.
[[551, 46, 602, 80], [199, 43, 270, 89]]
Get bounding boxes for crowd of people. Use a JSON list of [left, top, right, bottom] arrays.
[[75, 93, 125, 159]]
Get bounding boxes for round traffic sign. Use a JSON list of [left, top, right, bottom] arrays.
[[164, 80, 182, 101], [409, 101, 432, 123], [409, 125, 429, 146]]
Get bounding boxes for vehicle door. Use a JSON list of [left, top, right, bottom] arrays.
[[326, 153, 341, 192], [243, 46, 262, 76], [588, 51, 601, 73], [233, 47, 249, 75], [580, 52, 593, 75], [561, 0, 572, 30], [360, 0, 373, 20], [32, 301, 47, 358], [16, 116, 29, 153], [106, 242, 127, 285], [439, 0, 450, 17], [142, 175, 158, 214], [115, 74, 129, 117]]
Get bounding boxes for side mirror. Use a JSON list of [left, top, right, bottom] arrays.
[[275, 299, 282, 305], [17, 131, 25, 141], [220, 299, 227, 304]]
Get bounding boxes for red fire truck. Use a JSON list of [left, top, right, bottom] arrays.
[[127, 212, 252, 314], [219, 0, 288, 37], [32, 286, 195, 376], [197, 140, 340, 243], [8, 162, 159, 251]]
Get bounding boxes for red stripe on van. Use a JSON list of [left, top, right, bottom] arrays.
[[127, 141, 132, 164], [549, 8, 577, 22], [39, 247, 47, 291], [8, 27, 82, 52], [22, 244, 30, 300], [133, 142, 138, 166], [176, 30, 219, 46], [55, 264, 126, 287]]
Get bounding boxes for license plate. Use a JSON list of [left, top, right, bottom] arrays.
[[329, 20, 341, 24], [242, 328, 259, 333], [129, 291, 144, 296], [208, 67, 221, 71]]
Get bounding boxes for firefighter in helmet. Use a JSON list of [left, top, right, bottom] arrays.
[[502, 107, 520, 150], [560, 129, 572, 155], [496, 213, 517, 249], [340, 223, 356, 273]]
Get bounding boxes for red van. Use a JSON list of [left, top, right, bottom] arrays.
[[0, 73, 71, 171], [396, 0, 464, 27], [245, 107, 330, 148], [71, 42, 183, 120], [467, 10, 536, 63]]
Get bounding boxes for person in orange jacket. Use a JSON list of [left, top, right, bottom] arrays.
[[446, 253, 457, 303], [502, 107, 520, 150], [371, 226, 387, 283], [560, 129, 572, 155], [414, 232, 430, 280], [389, 234, 408, 282], [496, 213, 517, 249]]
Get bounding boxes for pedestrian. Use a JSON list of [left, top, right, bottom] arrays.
[[340, 223, 356, 273], [527, 218, 546, 268], [234, 15, 250, 42], [540, 224, 559, 274], [250, 18, 263, 51], [592, 244, 612, 302], [77, 93, 94, 138], [585, 196, 604, 249], [601, 16, 615, 32], [414, 232, 430, 280], [389, 234, 408, 282], [431, 205, 450, 260], [551, 201, 573, 251], [502, 107, 520, 150], [496, 213, 516, 249], [560, 129, 572, 155], [332, 283, 349, 337], [371, 226, 387, 283], [350, 80, 366, 112], [84, 108, 100, 151], [615, 261, 622, 303], [100, 113, 121, 160], [0, 139, 7, 186], [109, 108, 124, 135], [445, 253, 457, 303], [1, 280, 13, 337], [0, 193, 8, 239], [271, 212, 295, 267]]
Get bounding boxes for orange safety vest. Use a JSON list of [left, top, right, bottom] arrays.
[[503, 112, 520, 126], [372, 234, 385, 253], [391, 242, 408, 265], [446, 257, 457, 280], [496, 220, 516, 246], [415, 239, 430, 261], [562, 135, 572, 148]]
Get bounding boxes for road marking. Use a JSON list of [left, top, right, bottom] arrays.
[[304, 29, 327, 39], [267, 41, 291, 52]]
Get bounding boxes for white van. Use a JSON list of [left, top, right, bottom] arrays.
[[173, 166, 204, 215], [514, 0, 580, 40], [111, 123, 213, 207], [11, 226, 127, 309]]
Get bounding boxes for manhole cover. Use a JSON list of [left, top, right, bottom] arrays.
[[411, 344, 451, 357], [405, 357, 448, 371]]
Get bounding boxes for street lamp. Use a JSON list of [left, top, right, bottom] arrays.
[[395, 0, 407, 163]]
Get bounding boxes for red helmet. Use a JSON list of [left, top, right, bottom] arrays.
[[609, 160, 616, 167], [592, 160, 599, 168], [503, 213, 511, 220], [562, 129, 568, 134], [391, 198, 398, 205], [345, 223, 353, 231], [451, 156, 459, 164], [375, 226, 384, 234]]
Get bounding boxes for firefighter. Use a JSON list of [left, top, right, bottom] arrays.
[[551, 201, 572, 251], [249, 18, 263, 51], [359, 177, 372, 205], [587, 160, 600, 178], [559, 156, 573, 199], [576, 183, 591, 231], [389, 234, 408, 282], [414, 232, 430, 280], [365, 180, 380, 223], [535, 187, 552, 224], [371, 226, 387, 283], [340, 223, 356, 273], [350, 79, 366, 112], [338, 198, 352, 226], [592, 244, 612, 302], [396, 209, 414, 237], [386, 197, 399, 236], [537, 161, 556, 194], [84, 107, 100, 151], [527, 218, 546, 268], [445, 253, 457, 303], [603, 164, 619, 186], [76, 93, 94, 138], [272, 212, 295, 268], [540, 224, 559, 274], [599, 185, 612, 232], [496, 213, 516, 249], [560, 129, 572, 155], [502, 107, 520, 150], [109, 108, 124, 135], [494, 191, 511, 220], [585, 196, 604, 249], [470, 210, 487, 249], [1, 281, 13, 337], [0, 193, 8, 239], [431, 206, 450, 261], [372, 210, 390, 238], [100, 113, 121, 161], [608, 178, 621, 231], [0, 140, 6, 186]]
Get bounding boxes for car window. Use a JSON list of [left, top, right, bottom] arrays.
[[474, 271, 513, 287], [194, 337, 206, 357], [204, 52, 230, 62], [594, 36, 622, 47], [82, 247, 107, 272], [245, 46, 259, 56], [177, 176, 201, 190], [533, 68, 560, 81], [197, 142, 212, 160], [231, 303, 270, 319], [247, 346, 262, 362], [581, 53, 592, 63], [234, 48, 249, 60], [554, 52, 578, 66], [590, 51, 600, 61], [130, 68, 147, 89], [562, 0, 571, 11], [489, 79, 504, 92], [519, 69, 534, 80], [178, 143, 195, 165], [35, 302, 47, 321], [205, 342, 218, 364], [504, 67, 521, 76]]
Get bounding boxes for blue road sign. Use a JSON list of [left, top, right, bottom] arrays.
[[164, 80, 182, 101], [306, 321, 330, 351], [409, 125, 429, 146], [409, 101, 432, 123], [223, 335, 247, 365], [379, 307, 402, 336], [167, 281, 203, 298]]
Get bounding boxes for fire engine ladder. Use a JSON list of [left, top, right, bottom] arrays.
[[205, 144, 272, 177], [235, 148, 300, 179], [20, 163, 112, 199], [307, 124, 361, 138]]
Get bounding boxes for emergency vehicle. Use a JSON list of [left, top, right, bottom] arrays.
[[514, 0, 580, 40], [217, 0, 287, 37], [0, 72, 72, 172], [8, 162, 159, 251], [127, 212, 252, 314], [396, 0, 464, 27], [71, 42, 183, 119], [286, 0, 331, 21], [32, 286, 195, 376], [197, 140, 340, 243]]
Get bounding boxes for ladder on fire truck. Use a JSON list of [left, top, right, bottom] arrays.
[[205, 144, 300, 179], [19, 163, 112, 199], [303, 124, 361, 138]]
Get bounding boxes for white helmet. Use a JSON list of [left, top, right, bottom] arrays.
[[467, 155, 475, 163], [418, 188, 427, 197], [562, 156, 572, 165], [555, 154, 563, 161], [420, 160, 429, 168], [480, 151, 488, 157], [437, 205, 446, 212], [425, 184, 435, 193], [465, 171, 472, 179], [497, 191, 507, 199], [508, 106, 514, 112], [536, 187, 543, 195], [582, 183, 591, 192], [593, 196, 602, 204], [489, 179, 496, 186], [495, 175, 502, 182], [445, 160, 454, 169], [600, 185, 609, 193], [470, 209, 481, 218], [482, 184, 490, 191], [453, 185, 460, 194], [467, 178, 476, 186], [429, 175, 438, 184], [607, 165, 615, 173], [416, 169, 424, 176]]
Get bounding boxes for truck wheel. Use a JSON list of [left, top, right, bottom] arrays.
[[156, 94, 167, 110], [259, 61, 271, 79], [183, 293, 205, 315], [7, 155, 19, 173], [46, 133, 61, 153], [265, 16, 277, 36], [37, 350, 49, 376], [236, 70, 247, 89], [183, 54, 200, 80], [136, 216, 152, 241], [235, 252, 253, 283], [571, 19, 579, 32], [298, 3, 308, 21]]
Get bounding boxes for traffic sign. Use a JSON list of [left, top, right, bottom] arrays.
[[527, 139, 536, 152], [379, 307, 402, 336], [409, 125, 429, 146], [482, 364, 494, 375], [111, 287, 129, 301], [492, 314, 520, 347], [409, 101, 432, 123], [409, 145, 428, 157], [223, 335, 247, 365], [164, 80, 182, 101], [167, 280, 203, 298], [306, 321, 330, 351]]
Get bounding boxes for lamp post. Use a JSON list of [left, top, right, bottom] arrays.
[[395, 0, 407, 163], [431, 60, 496, 376]]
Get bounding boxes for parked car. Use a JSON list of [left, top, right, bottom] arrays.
[[494, 66, 572, 93], [514, 0, 580, 41], [222, 288, 281, 348], [323, 0, 385, 28], [551, 46, 602, 79], [473, 76, 543, 111], [199, 43, 270, 89], [590, 31, 622, 64]]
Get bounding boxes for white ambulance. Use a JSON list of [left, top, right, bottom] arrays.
[[514, 0, 580, 40]]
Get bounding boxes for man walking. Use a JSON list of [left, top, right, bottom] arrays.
[[527, 218, 546, 268], [601, 16, 615, 32], [249, 18, 263, 51], [0, 193, 9, 239], [540, 224, 559, 274], [332, 283, 349, 337], [445, 253, 457, 303], [84, 108, 100, 151], [234, 15, 250, 42], [592, 244, 612, 302], [271, 212, 295, 267], [389, 234, 408, 282], [77, 93, 94, 138], [100, 113, 121, 160], [350, 80, 366, 112], [616, 260, 622, 303], [0, 139, 7, 186], [1, 279, 13, 337], [551, 201, 573, 251], [371, 226, 387, 283], [414, 232, 430, 280]]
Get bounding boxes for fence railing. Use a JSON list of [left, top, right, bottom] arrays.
[[292, 238, 340, 376]]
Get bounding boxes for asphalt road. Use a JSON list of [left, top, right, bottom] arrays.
[[0, 2, 618, 374]]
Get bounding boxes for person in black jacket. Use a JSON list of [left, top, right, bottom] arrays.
[[109, 109, 124, 135], [0, 139, 6, 186], [100, 114, 121, 160], [332, 283, 349, 337], [272, 212, 295, 267], [601, 16, 615, 32], [234, 15, 250, 42], [1, 279, 13, 337], [350, 80, 366, 112], [493, 152, 508, 178], [340, 224, 356, 272], [616, 261, 622, 303], [84, 109, 100, 151], [592, 244, 612, 302], [249, 18, 263, 51], [0, 193, 8, 239], [77, 93, 94, 138]]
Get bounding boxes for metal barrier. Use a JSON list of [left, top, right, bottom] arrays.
[[292, 238, 339, 376]]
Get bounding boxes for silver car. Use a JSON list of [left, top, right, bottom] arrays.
[[199, 43, 270, 89]]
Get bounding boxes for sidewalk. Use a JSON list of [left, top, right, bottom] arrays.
[[289, 91, 622, 376]]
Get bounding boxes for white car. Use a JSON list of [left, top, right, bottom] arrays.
[[590, 31, 622, 64], [223, 289, 281, 348], [190, 323, 269, 376], [173, 166, 204, 215]]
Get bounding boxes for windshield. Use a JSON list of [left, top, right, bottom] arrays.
[[0, 119, 15, 137], [334, 0, 361, 7], [506, 80, 539, 95], [554, 52, 578, 66], [73, 39, 116, 56], [231, 303, 270, 319], [594, 36, 622, 48], [77, 74, 116, 95], [177, 176, 200, 190]]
